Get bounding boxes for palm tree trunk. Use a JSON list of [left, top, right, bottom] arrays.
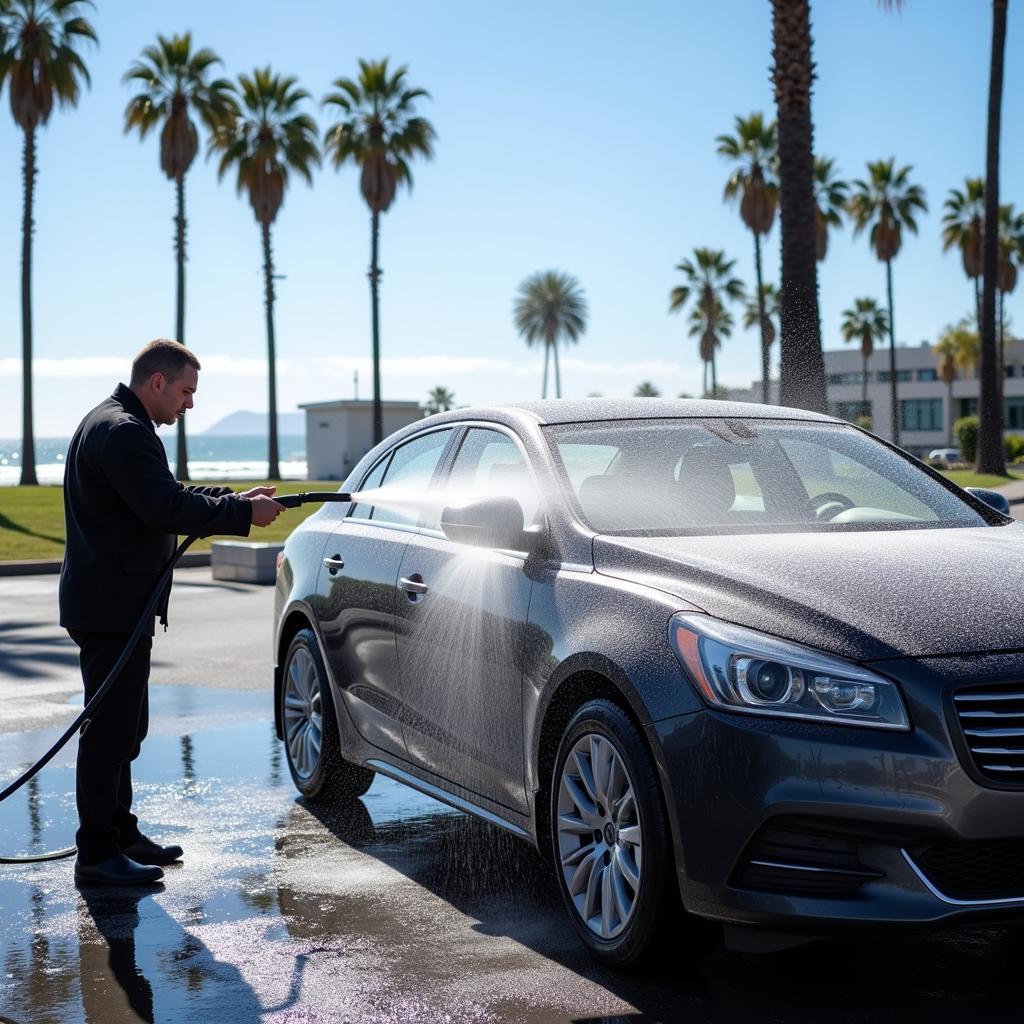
[[20, 128, 38, 486], [174, 173, 189, 481], [753, 230, 770, 402], [553, 340, 563, 399], [861, 350, 868, 410], [997, 288, 1005, 405], [978, 0, 1008, 474], [541, 342, 550, 399], [885, 258, 900, 446], [261, 221, 280, 480], [772, 0, 827, 415], [369, 210, 383, 446], [948, 378, 955, 447], [702, 359, 708, 396], [975, 274, 982, 328], [711, 349, 718, 395]]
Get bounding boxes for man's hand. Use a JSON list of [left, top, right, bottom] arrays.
[[238, 485, 277, 500], [249, 494, 285, 527]]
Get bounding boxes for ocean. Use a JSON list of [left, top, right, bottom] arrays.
[[0, 435, 308, 485]]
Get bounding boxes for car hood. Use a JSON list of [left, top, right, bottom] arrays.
[[592, 523, 1024, 662]]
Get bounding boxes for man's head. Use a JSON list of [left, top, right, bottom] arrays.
[[129, 340, 201, 426]]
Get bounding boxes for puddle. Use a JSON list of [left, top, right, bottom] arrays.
[[2, 689, 1023, 1023]]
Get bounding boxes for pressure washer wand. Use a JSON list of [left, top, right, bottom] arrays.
[[273, 491, 352, 508], [0, 489, 351, 864]]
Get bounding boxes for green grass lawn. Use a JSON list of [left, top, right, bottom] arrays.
[[0, 481, 339, 562], [940, 468, 1024, 489]]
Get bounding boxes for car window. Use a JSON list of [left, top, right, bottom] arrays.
[[349, 455, 389, 519], [781, 440, 935, 521], [441, 428, 540, 529], [352, 429, 454, 527], [545, 418, 991, 536]]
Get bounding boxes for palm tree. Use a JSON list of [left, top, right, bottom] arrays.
[[848, 159, 927, 447], [769, 0, 827, 415], [743, 282, 780, 394], [669, 248, 744, 397], [210, 68, 319, 480], [512, 270, 588, 399], [123, 33, 234, 480], [934, 319, 980, 448], [813, 157, 848, 261], [978, 0, 1009, 474], [941, 177, 986, 323], [689, 299, 735, 397], [716, 113, 777, 401], [634, 381, 660, 397], [0, 0, 96, 486], [425, 385, 455, 414], [323, 59, 435, 446], [996, 204, 1023, 391], [840, 298, 888, 412]]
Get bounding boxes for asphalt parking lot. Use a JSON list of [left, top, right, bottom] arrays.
[[2, 569, 1024, 1023]]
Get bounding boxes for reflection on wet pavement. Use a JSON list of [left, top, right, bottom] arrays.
[[2, 691, 1024, 1023]]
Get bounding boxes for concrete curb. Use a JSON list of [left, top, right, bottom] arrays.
[[0, 551, 212, 577]]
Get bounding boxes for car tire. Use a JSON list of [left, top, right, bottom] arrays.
[[550, 699, 716, 968], [281, 628, 374, 802]]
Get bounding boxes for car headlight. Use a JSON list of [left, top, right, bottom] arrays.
[[669, 613, 910, 731]]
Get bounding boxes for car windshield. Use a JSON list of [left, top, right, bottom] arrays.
[[544, 418, 994, 536]]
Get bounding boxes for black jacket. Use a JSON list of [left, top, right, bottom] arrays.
[[59, 384, 253, 633]]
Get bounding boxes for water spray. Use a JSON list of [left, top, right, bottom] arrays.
[[0, 490, 352, 864]]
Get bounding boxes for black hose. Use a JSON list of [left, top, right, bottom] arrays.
[[0, 490, 351, 864]]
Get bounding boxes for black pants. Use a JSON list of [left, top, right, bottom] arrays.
[[68, 629, 152, 864]]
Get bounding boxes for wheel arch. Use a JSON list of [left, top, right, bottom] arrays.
[[274, 605, 318, 740], [531, 659, 661, 862]]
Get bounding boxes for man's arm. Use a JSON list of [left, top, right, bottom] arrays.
[[102, 423, 255, 537]]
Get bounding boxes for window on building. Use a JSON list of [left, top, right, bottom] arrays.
[[1006, 364, 1017, 379], [960, 398, 979, 418], [827, 372, 866, 386], [900, 398, 943, 432], [1006, 397, 1024, 431], [833, 401, 871, 422], [879, 370, 913, 383], [917, 368, 938, 382]]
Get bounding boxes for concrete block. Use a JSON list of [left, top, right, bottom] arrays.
[[210, 541, 284, 584]]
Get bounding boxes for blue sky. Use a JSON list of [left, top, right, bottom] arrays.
[[0, 0, 1020, 436]]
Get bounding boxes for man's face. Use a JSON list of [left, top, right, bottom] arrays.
[[151, 366, 198, 426]]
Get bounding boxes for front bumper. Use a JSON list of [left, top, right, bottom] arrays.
[[651, 651, 1024, 931]]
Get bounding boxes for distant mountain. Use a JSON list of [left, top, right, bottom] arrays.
[[202, 410, 305, 436]]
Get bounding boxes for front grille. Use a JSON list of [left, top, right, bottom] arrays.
[[953, 684, 1024, 786], [732, 826, 883, 896], [909, 837, 1024, 901]]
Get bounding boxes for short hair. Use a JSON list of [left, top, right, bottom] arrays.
[[130, 339, 201, 386]]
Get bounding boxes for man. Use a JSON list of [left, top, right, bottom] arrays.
[[59, 339, 284, 886]]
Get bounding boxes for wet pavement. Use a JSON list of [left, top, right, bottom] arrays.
[[3, 576, 1024, 1021]]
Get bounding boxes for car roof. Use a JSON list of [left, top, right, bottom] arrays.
[[426, 397, 839, 428]]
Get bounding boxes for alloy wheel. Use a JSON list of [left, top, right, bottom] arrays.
[[283, 646, 323, 780], [556, 732, 643, 940]]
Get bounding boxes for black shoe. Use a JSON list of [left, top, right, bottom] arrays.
[[120, 835, 184, 866], [74, 854, 164, 886]]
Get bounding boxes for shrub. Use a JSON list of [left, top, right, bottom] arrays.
[[1006, 434, 1024, 463], [954, 416, 979, 463]]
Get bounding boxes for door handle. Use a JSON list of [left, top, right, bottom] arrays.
[[323, 554, 345, 575], [400, 575, 429, 595]]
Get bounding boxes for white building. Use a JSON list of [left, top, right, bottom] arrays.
[[746, 338, 1024, 457], [300, 399, 424, 481]]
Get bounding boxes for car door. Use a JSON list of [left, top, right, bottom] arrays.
[[395, 426, 539, 814], [316, 427, 455, 756]]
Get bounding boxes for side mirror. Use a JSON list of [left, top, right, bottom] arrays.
[[965, 486, 1011, 516], [440, 496, 532, 550]]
